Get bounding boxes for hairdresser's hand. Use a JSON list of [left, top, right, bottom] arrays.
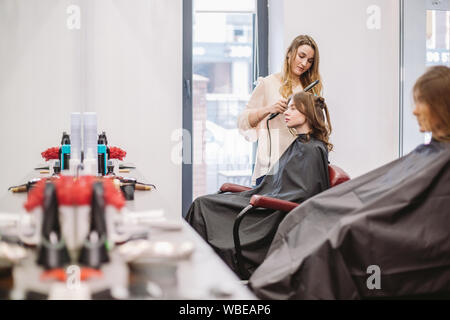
[[250, 99, 289, 127], [266, 99, 288, 115]]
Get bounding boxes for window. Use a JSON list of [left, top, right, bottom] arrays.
[[426, 9, 450, 66], [183, 0, 268, 213], [192, 1, 256, 199]]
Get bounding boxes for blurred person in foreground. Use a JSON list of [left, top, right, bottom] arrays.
[[249, 65, 450, 299]]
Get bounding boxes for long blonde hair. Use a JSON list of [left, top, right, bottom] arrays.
[[413, 65, 450, 142], [280, 35, 323, 99]]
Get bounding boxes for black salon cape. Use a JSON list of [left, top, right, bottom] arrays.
[[249, 139, 450, 299], [185, 135, 330, 276]]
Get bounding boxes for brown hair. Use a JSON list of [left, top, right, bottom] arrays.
[[291, 92, 333, 151], [413, 65, 450, 142], [280, 35, 323, 99]]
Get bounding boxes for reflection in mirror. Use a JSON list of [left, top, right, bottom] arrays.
[[0, 1, 184, 220]]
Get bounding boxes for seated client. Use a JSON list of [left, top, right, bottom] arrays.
[[185, 92, 333, 277], [249, 65, 450, 300]]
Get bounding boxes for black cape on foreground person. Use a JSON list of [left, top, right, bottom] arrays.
[[185, 135, 330, 277], [249, 139, 450, 299]]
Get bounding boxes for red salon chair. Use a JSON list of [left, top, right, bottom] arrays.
[[219, 165, 350, 279]]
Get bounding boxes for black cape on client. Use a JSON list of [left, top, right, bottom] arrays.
[[185, 135, 330, 277], [249, 139, 450, 299]]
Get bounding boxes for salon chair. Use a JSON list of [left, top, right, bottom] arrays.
[[219, 165, 350, 279]]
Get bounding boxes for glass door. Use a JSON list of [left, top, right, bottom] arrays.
[[401, 0, 449, 155], [426, 4, 449, 67]]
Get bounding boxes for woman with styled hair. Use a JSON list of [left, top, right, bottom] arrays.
[[285, 92, 332, 151], [250, 66, 450, 300], [238, 35, 323, 186], [186, 92, 333, 277]]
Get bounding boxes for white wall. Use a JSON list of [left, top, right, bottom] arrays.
[[0, 0, 81, 194], [269, 0, 400, 178], [0, 0, 183, 215]]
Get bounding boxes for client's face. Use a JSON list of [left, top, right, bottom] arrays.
[[413, 99, 432, 133], [291, 45, 315, 77], [284, 102, 307, 129]]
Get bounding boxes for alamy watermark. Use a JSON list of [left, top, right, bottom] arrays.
[[66, 5, 81, 30], [66, 265, 81, 290], [366, 265, 381, 290]]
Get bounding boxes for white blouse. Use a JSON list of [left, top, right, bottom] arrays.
[[237, 73, 304, 185]]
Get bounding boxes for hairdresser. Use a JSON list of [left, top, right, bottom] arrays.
[[238, 35, 323, 186]]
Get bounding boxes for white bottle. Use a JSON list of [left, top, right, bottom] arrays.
[[82, 112, 98, 176], [70, 112, 82, 161], [82, 149, 98, 176], [69, 113, 82, 175], [83, 112, 98, 159]]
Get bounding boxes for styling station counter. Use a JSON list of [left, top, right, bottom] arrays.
[[0, 165, 256, 300]]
